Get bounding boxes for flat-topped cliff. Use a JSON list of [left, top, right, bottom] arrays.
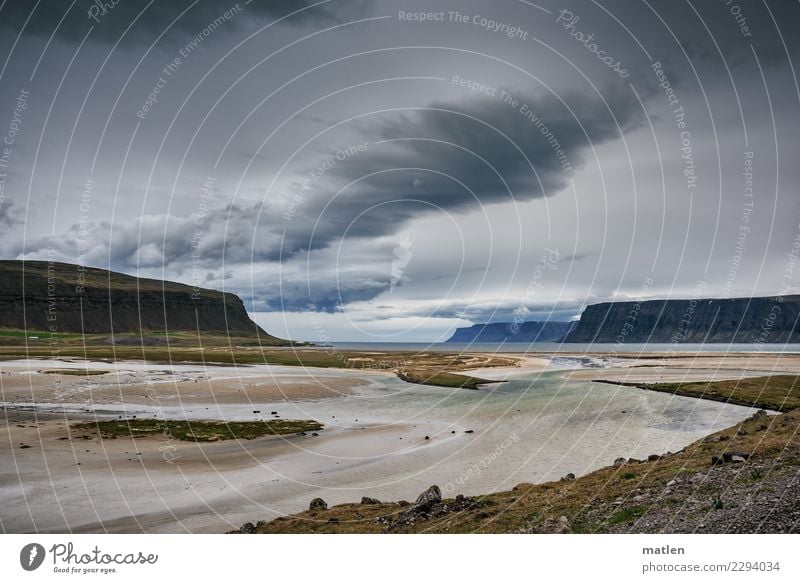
[[0, 260, 286, 342], [564, 295, 800, 343]]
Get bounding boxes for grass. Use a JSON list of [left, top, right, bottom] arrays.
[[41, 369, 109, 376], [0, 329, 83, 340], [607, 505, 648, 525], [396, 369, 494, 390], [631, 375, 800, 411], [0, 333, 512, 389], [73, 418, 323, 442]]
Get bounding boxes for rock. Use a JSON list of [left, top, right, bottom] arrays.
[[722, 451, 750, 463], [0, 261, 284, 338], [565, 296, 800, 343], [397, 500, 410, 507], [309, 497, 327, 511], [561, 473, 576, 481], [613, 457, 627, 467], [753, 409, 768, 418], [648, 454, 661, 461], [239, 522, 256, 534], [361, 497, 381, 505], [666, 479, 677, 487], [556, 516, 569, 534], [731, 455, 747, 463], [415, 485, 442, 510], [757, 425, 767, 432], [540, 516, 569, 534], [737, 429, 748, 436], [711, 455, 723, 466]]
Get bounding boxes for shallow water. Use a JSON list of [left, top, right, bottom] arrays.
[[9, 365, 755, 510], [1, 358, 762, 532]]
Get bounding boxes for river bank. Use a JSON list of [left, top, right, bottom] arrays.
[[1, 352, 795, 533]]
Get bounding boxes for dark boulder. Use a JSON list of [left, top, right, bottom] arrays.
[[309, 497, 328, 511], [414, 485, 442, 510]]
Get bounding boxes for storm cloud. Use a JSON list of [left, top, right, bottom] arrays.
[[2, 0, 799, 340], [0, 0, 370, 45], [275, 85, 644, 258]]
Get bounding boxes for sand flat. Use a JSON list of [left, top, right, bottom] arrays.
[[2, 352, 798, 533]]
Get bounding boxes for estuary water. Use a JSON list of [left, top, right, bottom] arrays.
[[0, 359, 759, 532]]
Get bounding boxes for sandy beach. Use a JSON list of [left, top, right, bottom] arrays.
[[2, 351, 798, 533]]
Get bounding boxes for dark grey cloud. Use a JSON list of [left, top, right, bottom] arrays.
[[7, 84, 645, 311], [277, 85, 643, 258], [4, 0, 800, 341], [254, 272, 389, 313], [0, 0, 370, 45]]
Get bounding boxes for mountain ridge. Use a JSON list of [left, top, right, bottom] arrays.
[[446, 320, 576, 343], [0, 260, 287, 343], [564, 295, 800, 343]]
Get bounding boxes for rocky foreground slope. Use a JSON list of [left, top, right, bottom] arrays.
[[565, 295, 800, 343], [0, 260, 285, 341], [235, 375, 800, 534], [236, 408, 799, 534]]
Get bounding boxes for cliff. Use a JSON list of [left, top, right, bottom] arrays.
[[0, 260, 287, 342], [446, 321, 576, 343], [564, 295, 800, 343]]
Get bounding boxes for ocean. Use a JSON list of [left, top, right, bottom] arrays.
[[330, 342, 800, 354]]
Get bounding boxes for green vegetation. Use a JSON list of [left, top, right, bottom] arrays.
[[0, 329, 82, 340], [42, 369, 108, 376], [73, 418, 323, 442], [634, 375, 800, 411], [397, 369, 495, 390], [607, 505, 648, 525], [0, 333, 511, 389]]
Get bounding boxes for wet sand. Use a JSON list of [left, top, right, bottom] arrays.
[[0, 358, 380, 405], [2, 352, 798, 533], [563, 353, 800, 383]]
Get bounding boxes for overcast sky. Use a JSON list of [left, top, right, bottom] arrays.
[[1, 0, 798, 341]]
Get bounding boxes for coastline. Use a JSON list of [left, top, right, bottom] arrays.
[[592, 379, 792, 412], [2, 349, 798, 533]]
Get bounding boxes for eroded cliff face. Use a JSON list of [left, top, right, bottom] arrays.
[[446, 321, 576, 343], [564, 296, 800, 344], [0, 260, 286, 341]]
